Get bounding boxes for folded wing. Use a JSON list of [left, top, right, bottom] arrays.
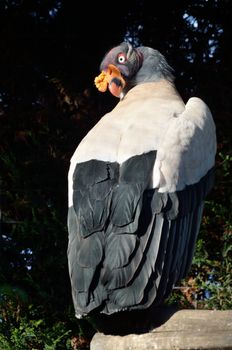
[[67, 95, 216, 317]]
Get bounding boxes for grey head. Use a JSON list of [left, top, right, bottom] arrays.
[[99, 42, 174, 96]]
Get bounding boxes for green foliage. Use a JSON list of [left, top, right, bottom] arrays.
[[0, 316, 72, 350], [169, 141, 232, 310], [0, 283, 73, 349], [0, 285, 93, 349]]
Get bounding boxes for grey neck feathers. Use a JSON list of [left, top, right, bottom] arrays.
[[133, 46, 174, 85]]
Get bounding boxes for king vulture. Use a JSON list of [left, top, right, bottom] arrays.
[[67, 42, 217, 319]]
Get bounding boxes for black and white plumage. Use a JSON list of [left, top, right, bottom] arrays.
[[67, 42, 217, 319]]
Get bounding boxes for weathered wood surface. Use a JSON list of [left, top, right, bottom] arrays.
[[91, 309, 232, 350]]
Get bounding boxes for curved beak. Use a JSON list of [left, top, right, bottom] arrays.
[[94, 64, 126, 98]]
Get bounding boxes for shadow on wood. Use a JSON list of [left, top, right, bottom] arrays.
[[86, 303, 180, 335]]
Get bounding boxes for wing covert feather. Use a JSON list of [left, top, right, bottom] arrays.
[[153, 97, 216, 192]]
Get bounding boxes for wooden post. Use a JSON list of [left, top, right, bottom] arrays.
[[90, 309, 232, 350]]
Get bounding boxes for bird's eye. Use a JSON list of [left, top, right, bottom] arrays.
[[117, 53, 127, 64]]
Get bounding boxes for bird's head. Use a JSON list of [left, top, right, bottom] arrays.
[[94, 42, 174, 99]]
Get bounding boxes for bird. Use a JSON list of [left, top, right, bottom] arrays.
[[67, 42, 217, 322]]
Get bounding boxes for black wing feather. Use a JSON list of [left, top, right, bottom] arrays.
[[67, 152, 214, 317]]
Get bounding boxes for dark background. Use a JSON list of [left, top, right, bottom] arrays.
[[0, 1, 231, 349]]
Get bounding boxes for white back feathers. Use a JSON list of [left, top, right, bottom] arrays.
[[67, 42, 217, 318]]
